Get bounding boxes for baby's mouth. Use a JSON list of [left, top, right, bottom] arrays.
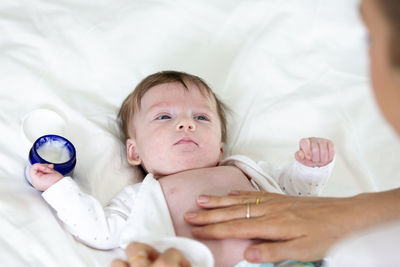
[[174, 137, 198, 146]]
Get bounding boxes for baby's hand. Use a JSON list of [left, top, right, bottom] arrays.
[[29, 163, 63, 191], [295, 137, 335, 167]]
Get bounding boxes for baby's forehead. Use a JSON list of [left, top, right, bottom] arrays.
[[138, 82, 217, 110]]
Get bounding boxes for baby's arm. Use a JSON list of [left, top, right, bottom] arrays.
[[295, 137, 335, 167], [35, 170, 139, 250], [30, 163, 63, 191], [271, 137, 335, 196], [42, 178, 138, 249]]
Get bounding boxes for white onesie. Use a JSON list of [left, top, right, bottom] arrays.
[[42, 155, 334, 267]]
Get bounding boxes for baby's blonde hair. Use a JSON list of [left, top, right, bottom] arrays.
[[118, 70, 229, 142]]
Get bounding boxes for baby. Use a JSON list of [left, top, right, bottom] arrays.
[[30, 71, 335, 267]]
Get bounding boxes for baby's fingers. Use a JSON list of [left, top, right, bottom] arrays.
[[310, 139, 320, 164], [327, 141, 335, 162], [295, 150, 311, 166], [316, 140, 329, 164], [295, 150, 305, 162], [39, 164, 55, 174], [314, 139, 335, 166], [33, 163, 55, 174], [310, 138, 335, 166], [298, 138, 312, 159], [297, 138, 336, 167]]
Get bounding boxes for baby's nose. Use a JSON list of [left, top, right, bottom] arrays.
[[176, 118, 196, 131]]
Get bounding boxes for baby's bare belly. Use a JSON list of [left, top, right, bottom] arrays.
[[158, 166, 257, 267]]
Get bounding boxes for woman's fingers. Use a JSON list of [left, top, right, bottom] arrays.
[[110, 259, 130, 267], [196, 194, 244, 208], [152, 248, 191, 267], [189, 210, 329, 262], [188, 194, 357, 262], [185, 199, 271, 225], [244, 238, 318, 263], [195, 191, 282, 208], [191, 217, 268, 239], [125, 242, 158, 266], [113, 242, 191, 267], [185, 204, 250, 225], [191, 213, 302, 240], [185, 192, 300, 225], [228, 190, 264, 196]]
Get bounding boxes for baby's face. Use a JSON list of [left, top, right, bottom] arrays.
[[126, 82, 224, 177]]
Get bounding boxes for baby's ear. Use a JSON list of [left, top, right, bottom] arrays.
[[126, 139, 141, 166]]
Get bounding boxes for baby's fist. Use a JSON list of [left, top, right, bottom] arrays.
[[295, 137, 335, 167], [29, 163, 63, 191]]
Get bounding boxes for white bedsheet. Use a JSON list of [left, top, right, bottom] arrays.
[[1, 0, 400, 266]]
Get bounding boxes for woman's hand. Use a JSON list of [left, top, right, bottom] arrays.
[[184, 190, 395, 263], [111, 242, 191, 267]]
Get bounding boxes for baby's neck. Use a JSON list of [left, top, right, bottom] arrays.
[[150, 163, 221, 180]]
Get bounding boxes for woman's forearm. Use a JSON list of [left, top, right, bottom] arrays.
[[349, 188, 400, 230]]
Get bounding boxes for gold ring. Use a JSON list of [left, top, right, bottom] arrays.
[[255, 196, 260, 205], [128, 252, 147, 264], [246, 203, 251, 219]]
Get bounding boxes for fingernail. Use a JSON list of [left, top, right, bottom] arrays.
[[229, 190, 240, 195], [184, 212, 197, 219], [197, 195, 209, 204], [246, 248, 261, 262]]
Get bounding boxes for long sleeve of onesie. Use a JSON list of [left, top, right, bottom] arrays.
[[42, 177, 140, 250], [258, 158, 334, 196], [221, 155, 334, 196]]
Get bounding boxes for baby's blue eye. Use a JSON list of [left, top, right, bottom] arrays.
[[156, 115, 171, 120], [195, 115, 208, 121]]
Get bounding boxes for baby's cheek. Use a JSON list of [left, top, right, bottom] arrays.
[[143, 142, 168, 172]]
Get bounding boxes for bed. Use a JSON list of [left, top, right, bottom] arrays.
[[1, 0, 400, 266]]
